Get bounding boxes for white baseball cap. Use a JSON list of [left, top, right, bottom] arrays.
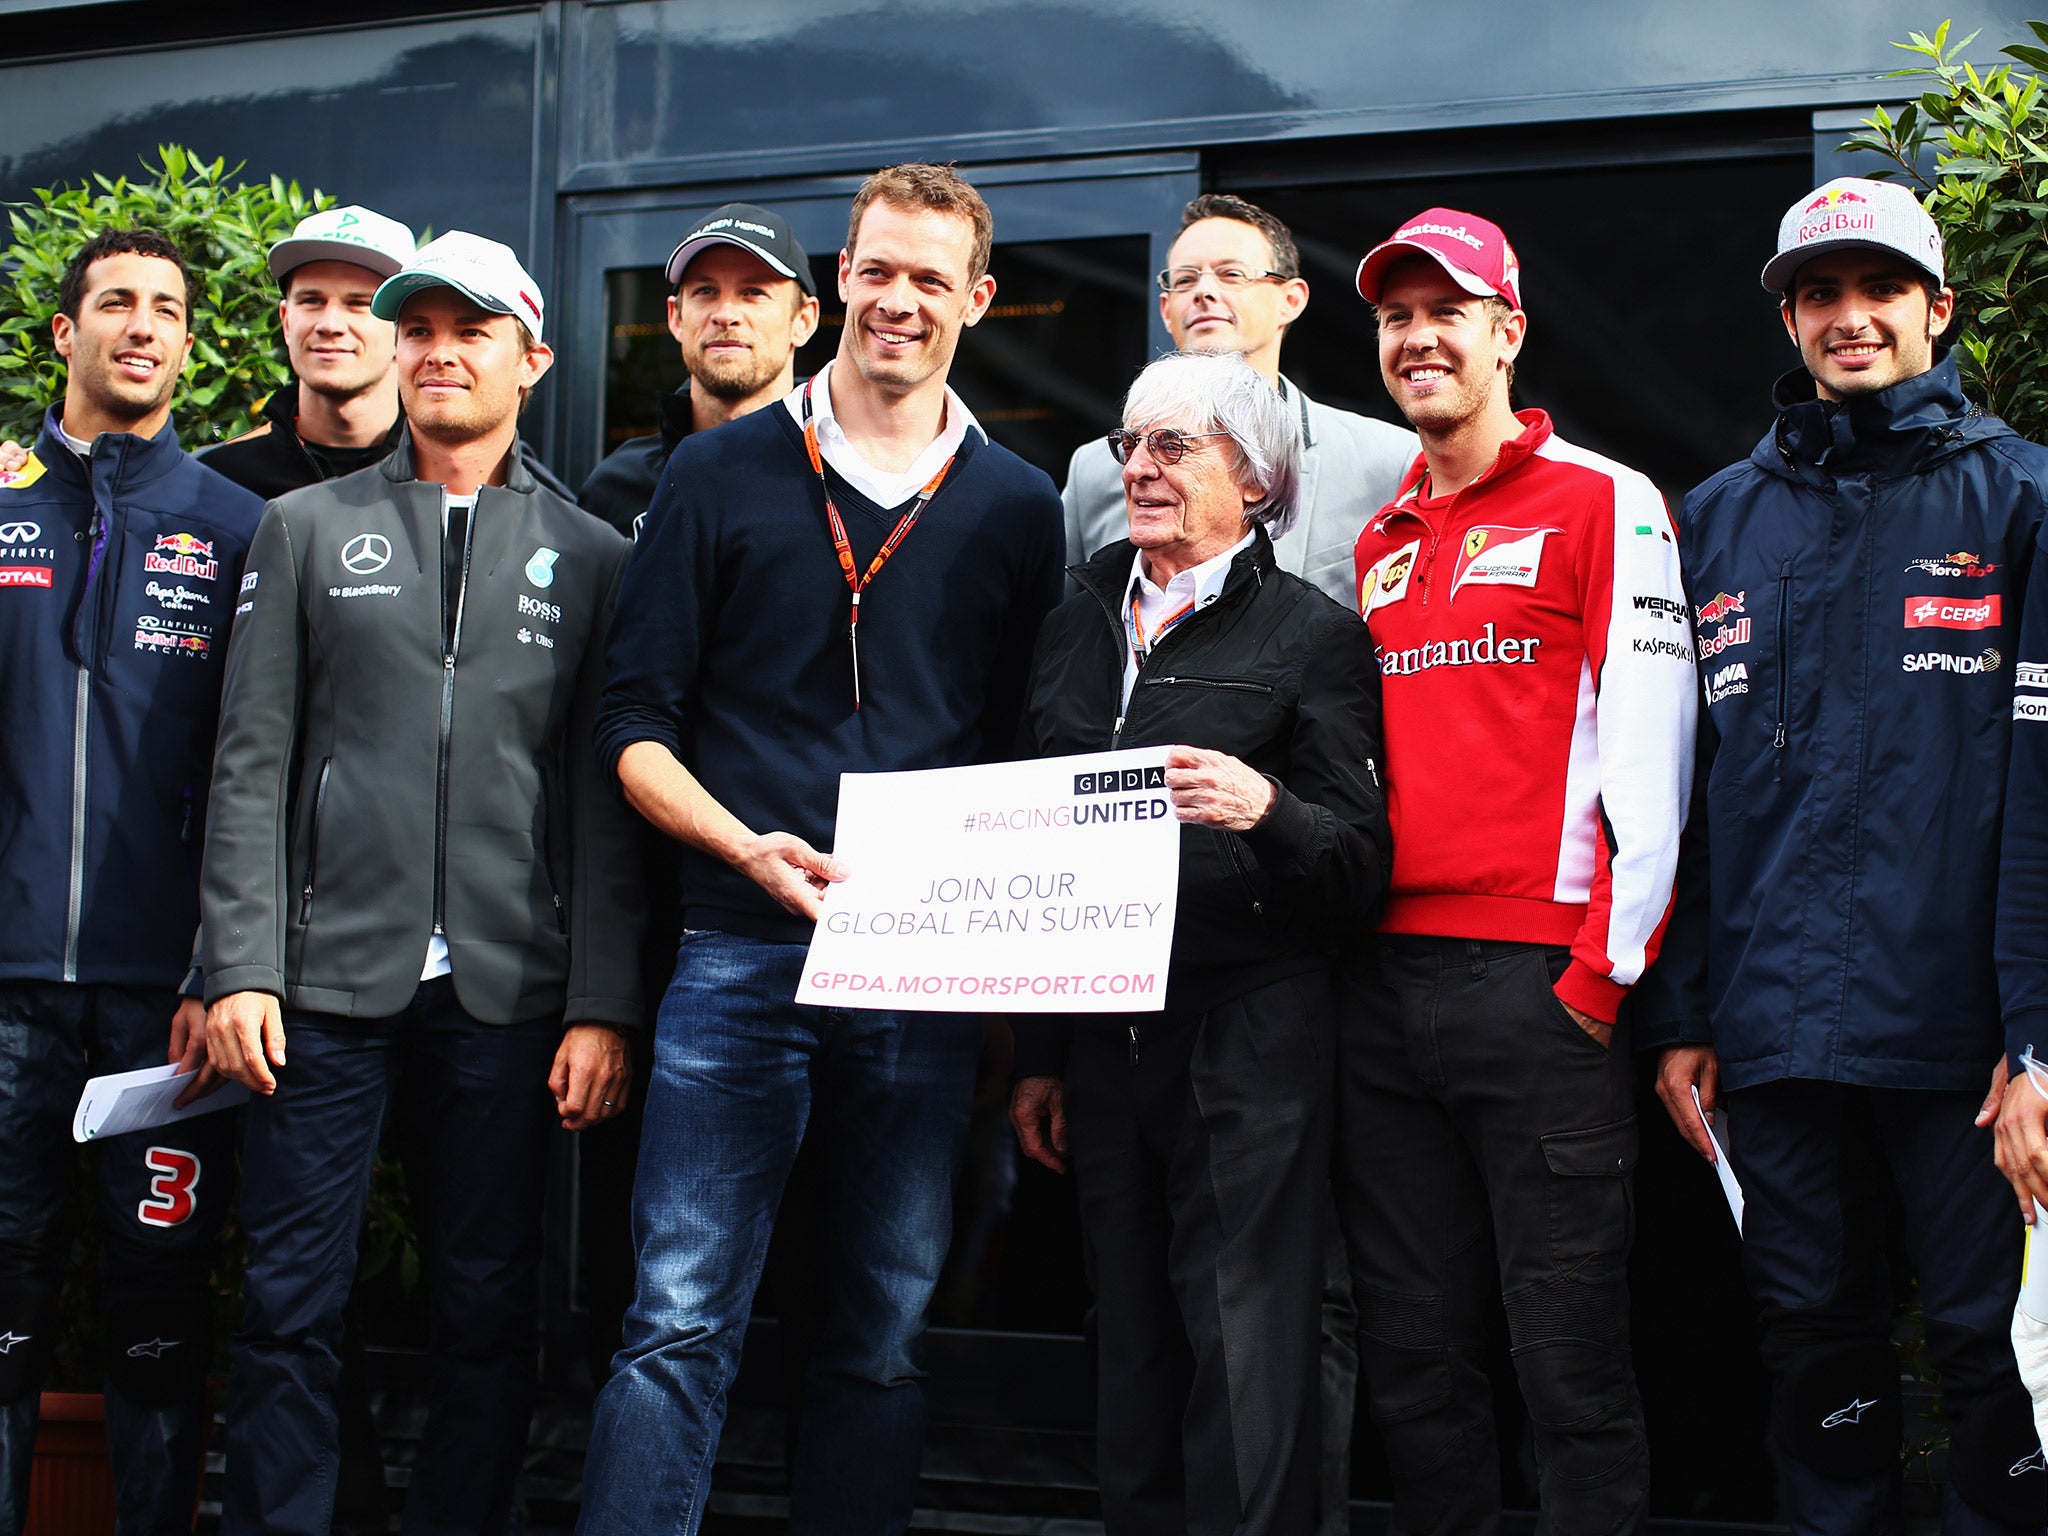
[[267, 205, 417, 285], [1761, 177, 1945, 294], [371, 231, 547, 344]]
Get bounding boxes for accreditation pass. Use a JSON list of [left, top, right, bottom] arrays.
[[796, 746, 1180, 1012]]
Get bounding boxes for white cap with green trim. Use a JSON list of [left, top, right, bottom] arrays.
[[370, 231, 546, 344], [267, 205, 416, 285]]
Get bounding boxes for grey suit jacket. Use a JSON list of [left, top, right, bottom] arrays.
[[1061, 375, 1417, 608]]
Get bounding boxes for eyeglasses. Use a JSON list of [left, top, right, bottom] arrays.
[[1155, 264, 1291, 294], [1107, 428, 1233, 465]]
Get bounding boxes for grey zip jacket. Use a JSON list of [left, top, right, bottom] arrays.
[[201, 431, 643, 1028]]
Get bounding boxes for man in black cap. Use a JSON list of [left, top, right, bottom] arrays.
[[579, 202, 820, 537]]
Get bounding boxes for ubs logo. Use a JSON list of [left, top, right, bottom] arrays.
[[341, 533, 392, 575]]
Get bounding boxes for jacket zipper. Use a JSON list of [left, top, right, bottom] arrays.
[[1772, 563, 1792, 774], [1222, 828, 1266, 923], [538, 765, 566, 934], [299, 758, 332, 923], [62, 504, 107, 983], [1077, 574, 1131, 747], [434, 503, 477, 940], [1146, 675, 1275, 697]]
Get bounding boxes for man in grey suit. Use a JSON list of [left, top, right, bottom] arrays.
[[1062, 193, 1414, 606]]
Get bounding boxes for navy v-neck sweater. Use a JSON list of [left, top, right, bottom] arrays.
[[596, 401, 1065, 941]]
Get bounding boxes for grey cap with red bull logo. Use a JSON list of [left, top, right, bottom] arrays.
[[1761, 177, 1944, 294]]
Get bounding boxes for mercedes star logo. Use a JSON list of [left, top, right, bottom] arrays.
[[0, 521, 40, 543], [341, 533, 392, 575]]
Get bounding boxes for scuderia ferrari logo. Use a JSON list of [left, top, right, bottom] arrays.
[[1450, 526, 1560, 601]]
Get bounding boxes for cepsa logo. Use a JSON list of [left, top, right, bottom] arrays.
[[144, 532, 218, 581], [1904, 595, 2000, 630]]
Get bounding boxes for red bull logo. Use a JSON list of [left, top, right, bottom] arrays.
[[1696, 590, 1746, 626], [144, 530, 218, 580], [176, 634, 210, 653], [1803, 187, 1870, 213]]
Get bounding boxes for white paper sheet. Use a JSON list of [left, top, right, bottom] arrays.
[[72, 1062, 249, 1142], [1692, 1083, 1744, 1234], [798, 747, 1181, 1013]]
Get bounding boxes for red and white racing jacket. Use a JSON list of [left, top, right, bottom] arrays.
[[1352, 410, 1695, 1022]]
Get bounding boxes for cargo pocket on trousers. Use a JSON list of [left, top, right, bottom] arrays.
[[1540, 1117, 1639, 1264]]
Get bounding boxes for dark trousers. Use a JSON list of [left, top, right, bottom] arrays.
[[1335, 938, 1648, 1536], [221, 978, 560, 1536], [0, 979, 232, 1536], [1723, 1078, 2048, 1535], [1065, 970, 1333, 1536]]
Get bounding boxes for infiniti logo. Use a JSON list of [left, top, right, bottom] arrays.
[[0, 521, 40, 543], [341, 533, 392, 575]]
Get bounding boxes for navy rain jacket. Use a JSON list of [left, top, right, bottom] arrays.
[[1637, 355, 2048, 1092], [0, 409, 264, 988]]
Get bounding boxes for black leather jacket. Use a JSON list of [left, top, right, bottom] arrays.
[[1014, 526, 1390, 1071]]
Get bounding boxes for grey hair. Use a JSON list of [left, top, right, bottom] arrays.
[[1121, 351, 1302, 536]]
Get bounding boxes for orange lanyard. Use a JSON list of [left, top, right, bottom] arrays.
[[801, 377, 956, 709], [1127, 581, 1196, 666]]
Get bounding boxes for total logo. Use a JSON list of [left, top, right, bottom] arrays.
[[1904, 595, 2000, 631], [1906, 549, 2000, 579], [1903, 647, 2003, 675], [1707, 661, 1750, 704], [0, 566, 53, 589], [144, 532, 217, 581]]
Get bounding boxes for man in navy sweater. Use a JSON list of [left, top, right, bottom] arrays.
[[578, 164, 1064, 1536]]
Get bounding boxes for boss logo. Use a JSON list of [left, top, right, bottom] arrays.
[[518, 594, 562, 623]]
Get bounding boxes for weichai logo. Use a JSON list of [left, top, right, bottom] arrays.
[[1904, 595, 2000, 630]]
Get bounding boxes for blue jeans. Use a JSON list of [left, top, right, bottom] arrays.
[[221, 978, 561, 1536], [577, 931, 981, 1536]]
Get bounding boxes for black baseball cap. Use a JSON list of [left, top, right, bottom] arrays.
[[664, 203, 814, 294]]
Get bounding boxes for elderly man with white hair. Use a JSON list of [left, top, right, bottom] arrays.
[[1009, 350, 1391, 1536]]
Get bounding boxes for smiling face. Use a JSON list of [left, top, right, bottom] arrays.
[[1120, 415, 1260, 580], [1373, 258, 1523, 437], [835, 199, 996, 398], [52, 251, 193, 440], [394, 287, 552, 446], [1782, 251, 1954, 400], [1159, 216, 1307, 378], [281, 259, 395, 403], [668, 243, 818, 404]]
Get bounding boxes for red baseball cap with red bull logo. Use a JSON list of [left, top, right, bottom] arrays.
[[371, 231, 547, 344], [1355, 208, 1523, 312], [1761, 176, 1944, 294]]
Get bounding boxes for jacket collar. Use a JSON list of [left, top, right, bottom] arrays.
[[36, 406, 188, 501], [1759, 351, 2005, 480], [657, 384, 693, 458], [1072, 521, 1276, 610], [1382, 408, 1554, 521], [264, 381, 404, 453], [379, 424, 536, 494]]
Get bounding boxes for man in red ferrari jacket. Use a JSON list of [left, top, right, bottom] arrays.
[[1337, 208, 1695, 1534]]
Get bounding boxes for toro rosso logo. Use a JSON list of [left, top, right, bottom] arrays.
[[143, 531, 217, 580]]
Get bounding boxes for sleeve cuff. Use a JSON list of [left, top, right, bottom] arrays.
[[1554, 960, 1628, 1026], [203, 965, 285, 1008], [566, 996, 648, 1037], [1240, 777, 1322, 876], [2006, 1006, 2048, 1072]]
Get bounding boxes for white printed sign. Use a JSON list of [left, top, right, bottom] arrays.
[[796, 747, 1180, 1012]]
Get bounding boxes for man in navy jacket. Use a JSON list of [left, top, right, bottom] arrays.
[[1641, 179, 2048, 1532], [0, 228, 264, 1535]]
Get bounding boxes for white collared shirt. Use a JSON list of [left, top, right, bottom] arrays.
[[55, 419, 92, 457], [1121, 529, 1255, 709], [783, 360, 986, 508]]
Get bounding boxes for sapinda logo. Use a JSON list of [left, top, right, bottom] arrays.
[[1904, 595, 2000, 630]]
